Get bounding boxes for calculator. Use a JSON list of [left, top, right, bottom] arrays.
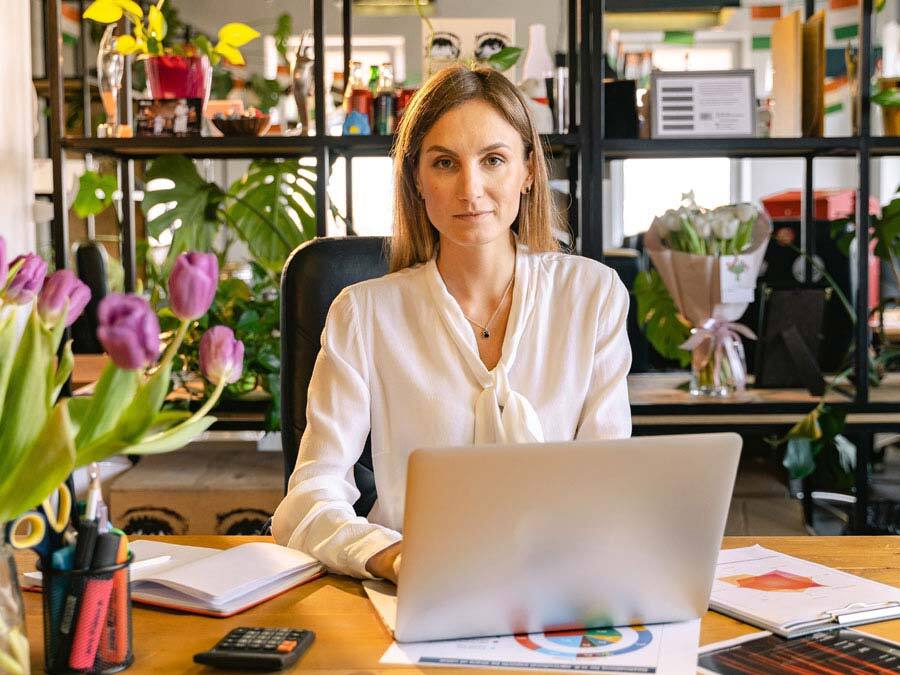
[[193, 627, 315, 671]]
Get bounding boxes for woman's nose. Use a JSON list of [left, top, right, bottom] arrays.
[[456, 163, 484, 202]]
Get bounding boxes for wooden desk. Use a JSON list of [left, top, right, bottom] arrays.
[[16, 535, 900, 673]]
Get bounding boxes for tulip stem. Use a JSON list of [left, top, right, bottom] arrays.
[[137, 374, 228, 445], [157, 319, 190, 371]]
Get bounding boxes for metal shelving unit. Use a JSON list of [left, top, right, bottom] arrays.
[[43, 0, 900, 531]]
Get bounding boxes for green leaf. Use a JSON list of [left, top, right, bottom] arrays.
[[112, 360, 173, 442], [74, 363, 141, 448], [0, 310, 18, 417], [52, 339, 75, 403], [0, 307, 53, 478], [872, 88, 900, 107], [128, 415, 216, 454], [73, 171, 118, 218], [274, 13, 292, 62], [67, 396, 92, 439], [485, 47, 523, 72], [632, 270, 692, 367], [783, 437, 816, 480], [210, 65, 234, 100], [142, 155, 225, 268], [247, 74, 283, 113], [226, 159, 315, 271], [193, 34, 216, 61], [0, 401, 75, 523]]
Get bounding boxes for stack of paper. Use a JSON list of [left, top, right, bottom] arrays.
[[710, 545, 900, 638]]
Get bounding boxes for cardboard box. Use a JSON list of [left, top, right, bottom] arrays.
[[109, 449, 283, 536], [761, 189, 880, 221]]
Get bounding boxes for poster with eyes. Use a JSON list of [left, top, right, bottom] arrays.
[[422, 18, 517, 80]]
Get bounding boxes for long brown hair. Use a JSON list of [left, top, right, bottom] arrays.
[[389, 64, 562, 272]]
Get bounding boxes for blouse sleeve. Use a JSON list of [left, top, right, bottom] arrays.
[[271, 289, 402, 579], [575, 270, 633, 440]]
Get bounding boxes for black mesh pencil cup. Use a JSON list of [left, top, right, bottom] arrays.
[[41, 552, 134, 674]]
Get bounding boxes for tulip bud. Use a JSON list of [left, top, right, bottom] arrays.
[[97, 293, 161, 370], [199, 326, 245, 385], [5, 254, 48, 304], [168, 252, 218, 321], [736, 203, 757, 223], [0, 236, 7, 287], [38, 270, 91, 327]]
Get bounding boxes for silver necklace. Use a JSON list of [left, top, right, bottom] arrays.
[[461, 276, 514, 340]]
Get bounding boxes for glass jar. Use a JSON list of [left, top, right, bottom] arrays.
[[0, 528, 29, 675]]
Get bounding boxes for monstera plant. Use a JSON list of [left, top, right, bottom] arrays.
[[141, 155, 320, 431]]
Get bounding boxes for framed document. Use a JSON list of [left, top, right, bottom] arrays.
[[650, 69, 756, 138]]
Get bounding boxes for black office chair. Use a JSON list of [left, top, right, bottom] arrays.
[[280, 236, 389, 517]]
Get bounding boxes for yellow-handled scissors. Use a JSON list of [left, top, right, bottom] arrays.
[[6, 483, 73, 559]]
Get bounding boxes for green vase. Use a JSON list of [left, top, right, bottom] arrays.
[[0, 527, 29, 675]]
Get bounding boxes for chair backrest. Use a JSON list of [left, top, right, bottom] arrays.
[[280, 236, 389, 516], [71, 241, 108, 354]]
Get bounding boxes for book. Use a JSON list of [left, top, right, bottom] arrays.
[[710, 545, 900, 638], [771, 10, 825, 138], [24, 540, 324, 617]]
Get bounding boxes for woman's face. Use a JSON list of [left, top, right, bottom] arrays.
[[416, 99, 533, 250]]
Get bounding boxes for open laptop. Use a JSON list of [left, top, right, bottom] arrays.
[[364, 432, 741, 643]]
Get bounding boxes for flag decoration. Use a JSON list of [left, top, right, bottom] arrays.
[[750, 5, 782, 51], [828, 0, 859, 42], [61, 3, 81, 47]]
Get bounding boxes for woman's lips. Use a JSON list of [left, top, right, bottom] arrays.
[[453, 211, 492, 221]]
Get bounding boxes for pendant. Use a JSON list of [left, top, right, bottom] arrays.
[[482, 329, 490, 339]]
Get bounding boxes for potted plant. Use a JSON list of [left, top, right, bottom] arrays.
[[84, 0, 259, 109], [873, 78, 900, 137], [0, 240, 244, 672]]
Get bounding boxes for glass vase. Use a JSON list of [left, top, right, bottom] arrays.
[[145, 54, 212, 108], [97, 25, 124, 138], [0, 528, 29, 675], [689, 333, 736, 397]]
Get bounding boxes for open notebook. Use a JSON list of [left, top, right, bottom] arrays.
[[24, 540, 324, 617]]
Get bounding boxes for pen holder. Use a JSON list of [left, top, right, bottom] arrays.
[[40, 553, 134, 674]]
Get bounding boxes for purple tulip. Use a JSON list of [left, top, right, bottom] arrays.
[[168, 252, 218, 321], [97, 293, 161, 370], [199, 326, 244, 385], [38, 270, 91, 327], [5, 254, 48, 304], [0, 236, 7, 286]]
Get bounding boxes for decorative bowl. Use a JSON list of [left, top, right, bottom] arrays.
[[211, 115, 271, 137]]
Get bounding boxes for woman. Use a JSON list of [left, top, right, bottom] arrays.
[[272, 65, 631, 583]]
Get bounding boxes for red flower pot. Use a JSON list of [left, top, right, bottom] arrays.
[[145, 54, 211, 105]]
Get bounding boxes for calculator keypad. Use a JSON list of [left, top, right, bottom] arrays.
[[217, 628, 306, 653]]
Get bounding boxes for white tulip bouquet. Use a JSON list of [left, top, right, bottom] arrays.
[[644, 192, 771, 396]]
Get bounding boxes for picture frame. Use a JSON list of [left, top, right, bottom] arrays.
[[650, 69, 756, 139], [136, 98, 203, 137]]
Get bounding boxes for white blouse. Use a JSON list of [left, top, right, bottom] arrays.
[[272, 246, 632, 578]]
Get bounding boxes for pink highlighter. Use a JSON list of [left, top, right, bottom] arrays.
[[68, 533, 121, 670]]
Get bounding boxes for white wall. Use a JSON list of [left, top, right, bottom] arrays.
[[1, 1, 36, 256], [175, 0, 568, 86]]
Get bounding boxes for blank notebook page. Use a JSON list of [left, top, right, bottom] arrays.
[[133, 542, 319, 604]]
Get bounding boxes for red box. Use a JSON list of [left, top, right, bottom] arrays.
[[761, 189, 880, 221]]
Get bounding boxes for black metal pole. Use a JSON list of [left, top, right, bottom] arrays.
[[314, 0, 329, 236], [580, 0, 602, 260], [566, 0, 578, 246], [342, 0, 351, 106], [853, 433, 871, 532], [855, 0, 871, 405], [802, 156, 814, 283], [79, 0, 91, 135], [46, 0, 69, 273], [117, 15, 136, 291]]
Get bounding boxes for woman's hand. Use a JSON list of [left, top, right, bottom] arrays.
[[365, 542, 403, 584]]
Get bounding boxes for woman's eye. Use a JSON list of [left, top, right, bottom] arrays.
[[433, 158, 454, 169], [484, 155, 505, 167]]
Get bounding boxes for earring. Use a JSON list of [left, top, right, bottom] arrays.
[[523, 186, 531, 195]]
